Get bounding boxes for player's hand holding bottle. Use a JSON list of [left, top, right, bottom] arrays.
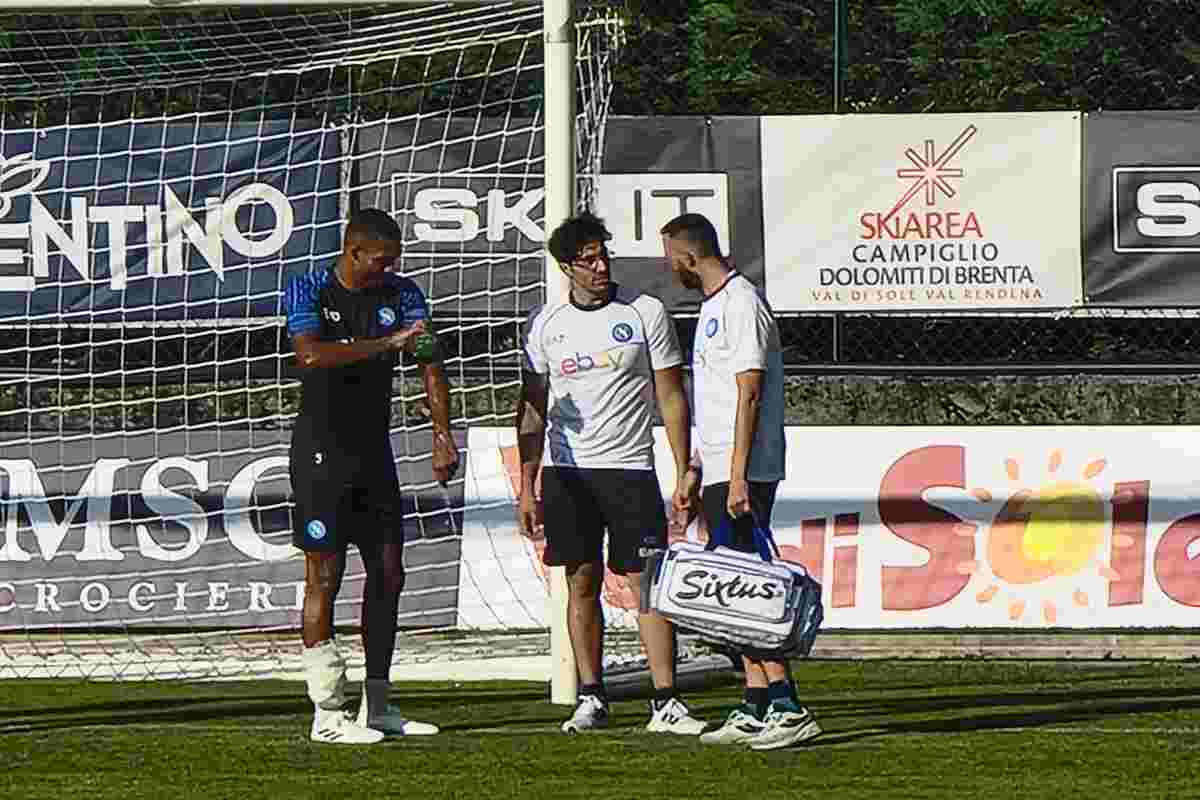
[[386, 319, 427, 353], [404, 321, 437, 364]]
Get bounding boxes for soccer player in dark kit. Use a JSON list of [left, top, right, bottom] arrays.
[[283, 208, 457, 744]]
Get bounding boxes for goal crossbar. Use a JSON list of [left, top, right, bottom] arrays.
[[0, 1, 537, 7]]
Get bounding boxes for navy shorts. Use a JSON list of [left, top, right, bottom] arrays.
[[700, 481, 780, 553], [540, 467, 667, 575], [289, 437, 404, 552], [702, 481, 785, 662]]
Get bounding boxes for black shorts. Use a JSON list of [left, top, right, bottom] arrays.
[[289, 437, 404, 553], [540, 467, 667, 575], [701, 480, 780, 553]]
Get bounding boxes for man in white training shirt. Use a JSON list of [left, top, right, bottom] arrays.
[[515, 211, 705, 736], [661, 212, 821, 751]]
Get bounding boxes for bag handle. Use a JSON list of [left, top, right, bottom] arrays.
[[708, 512, 780, 562]]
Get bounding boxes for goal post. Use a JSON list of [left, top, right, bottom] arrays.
[[542, 0, 579, 706], [0, 0, 620, 699]]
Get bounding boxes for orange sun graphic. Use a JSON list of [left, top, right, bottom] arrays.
[[957, 450, 1136, 624]]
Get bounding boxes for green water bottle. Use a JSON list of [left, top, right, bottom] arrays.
[[410, 332, 436, 363]]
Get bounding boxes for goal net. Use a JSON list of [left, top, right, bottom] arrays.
[[0, 1, 654, 684]]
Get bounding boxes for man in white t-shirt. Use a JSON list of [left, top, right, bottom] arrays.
[[515, 211, 705, 736], [661, 212, 821, 751]]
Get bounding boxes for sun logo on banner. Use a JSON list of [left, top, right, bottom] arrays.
[[957, 451, 1134, 623]]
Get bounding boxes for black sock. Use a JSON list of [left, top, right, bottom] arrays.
[[745, 687, 769, 719], [361, 541, 405, 683], [652, 687, 676, 709], [580, 682, 606, 702], [768, 680, 799, 707]]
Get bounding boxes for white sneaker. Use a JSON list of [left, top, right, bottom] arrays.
[[748, 702, 822, 751], [561, 694, 609, 734], [310, 709, 385, 745], [699, 707, 768, 745], [645, 697, 706, 735], [355, 702, 440, 736]]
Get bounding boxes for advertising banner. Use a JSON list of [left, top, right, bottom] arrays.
[[462, 426, 1200, 629], [0, 430, 464, 630], [356, 116, 759, 317], [0, 121, 342, 322], [762, 113, 1083, 312], [599, 117, 762, 314], [1083, 111, 1200, 305], [9, 422, 1198, 632], [353, 118, 545, 319]]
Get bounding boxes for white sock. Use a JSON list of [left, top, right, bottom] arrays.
[[363, 678, 391, 719], [302, 639, 346, 711]]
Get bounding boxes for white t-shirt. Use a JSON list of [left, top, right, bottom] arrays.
[[523, 285, 683, 470], [691, 272, 786, 486]]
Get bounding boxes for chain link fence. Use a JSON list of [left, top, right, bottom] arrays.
[[804, 0, 1200, 376], [3, 0, 1198, 428], [769, 312, 1200, 375], [846, 1, 1200, 115], [618, 0, 1200, 377]]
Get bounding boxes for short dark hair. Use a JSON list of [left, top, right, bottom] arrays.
[[547, 211, 611, 264], [344, 208, 404, 246], [660, 213, 723, 259]]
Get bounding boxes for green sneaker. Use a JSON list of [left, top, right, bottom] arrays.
[[699, 705, 768, 745], [749, 701, 822, 750]]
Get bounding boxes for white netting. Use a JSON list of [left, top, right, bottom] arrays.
[[0, 2, 643, 681]]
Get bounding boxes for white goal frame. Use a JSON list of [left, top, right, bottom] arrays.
[[1, 0, 581, 704]]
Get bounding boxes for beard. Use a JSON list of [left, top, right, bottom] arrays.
[[676, 269, 703, 291]]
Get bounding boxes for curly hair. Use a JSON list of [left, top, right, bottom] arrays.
[[547, 211, 611, 264]]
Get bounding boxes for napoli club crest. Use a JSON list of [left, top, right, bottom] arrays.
[[377, 307, 397, 327], [612, 322, 634, 343]]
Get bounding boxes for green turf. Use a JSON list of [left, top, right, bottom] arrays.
[[3, 661, 1198, 800]]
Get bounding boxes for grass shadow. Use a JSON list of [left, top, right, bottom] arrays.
[[809, 690, 1200, 748], [817, 682, 1200, 718]]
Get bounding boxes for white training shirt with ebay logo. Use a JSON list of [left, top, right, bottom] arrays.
[[691, 271, 786, 487], [523, 285, 683, 470]]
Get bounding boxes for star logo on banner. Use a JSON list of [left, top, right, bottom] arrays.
[[880, 125, 978, 227]]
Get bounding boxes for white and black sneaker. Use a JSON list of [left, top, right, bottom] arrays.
[[748, 701, 822, 750], [310, 708, 385, 745], [356, 702, 440, 737], [699, 706, 768, 745], [561, 694, 609, 734], [645, 697, 706, 735]]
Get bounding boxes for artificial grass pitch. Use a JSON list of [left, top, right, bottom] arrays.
[[2, 660, 1198, 800]]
